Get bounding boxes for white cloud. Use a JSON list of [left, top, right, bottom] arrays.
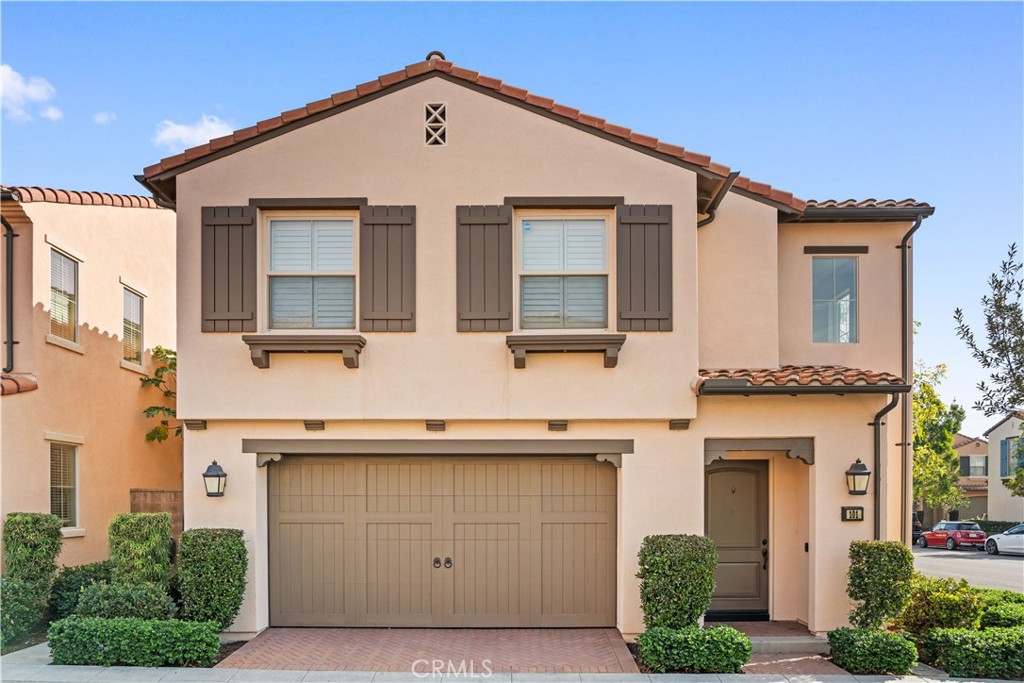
[[40, 106, 63, 121], [152, 114, 233, 151], [1, 64, 58, 122], [92, 111, 116, 124]]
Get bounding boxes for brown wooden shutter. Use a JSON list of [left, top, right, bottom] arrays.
[[201, 206, 257, 332], [616, 204, 672, 331], [456, 205, 513, 332], [359, 206, 416, 332]]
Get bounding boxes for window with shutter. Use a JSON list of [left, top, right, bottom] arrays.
[[50, 249, 78, 341], [50, 443, 77, 528], [122, 288, 143, 364], [615, 205, 672, 331]]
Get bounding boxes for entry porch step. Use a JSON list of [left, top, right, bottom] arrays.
[[750, 635, 831, 654]]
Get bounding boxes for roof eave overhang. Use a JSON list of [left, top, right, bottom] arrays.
[[782, 206, 935, 223], [699, 383, 911, 396]]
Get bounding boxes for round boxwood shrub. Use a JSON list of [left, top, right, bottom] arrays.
[[2, 512, 62, 586], [0, 577, 48, 647], [636, 534, 717, 629], [49, 561, 112, 620], [827, 627, 917, 675], [178, 528, 247, 630], [636, 626, 752, 673], [923, 626, 1024, 679], [108, 513, 173, 588], [981, 602, 1024, 628], [895, 573, 981, 638], [74, 581, 176, 620], [846, 540, 914, 629]]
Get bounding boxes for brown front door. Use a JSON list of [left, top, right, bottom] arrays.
[[268, 455, 616, 627], [705, 460, 769, 615]]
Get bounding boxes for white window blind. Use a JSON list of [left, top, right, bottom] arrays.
[[122, 288, 143, 363], [520, 219, 607, 329], [269, 220, 355, 329], [50, 249, 78, 341], [522, 219, 605, 272], [50, 443, 76, 527], [812, 257, 858, 343]]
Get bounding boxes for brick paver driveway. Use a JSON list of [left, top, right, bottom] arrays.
[[218, 628, 640, 674]]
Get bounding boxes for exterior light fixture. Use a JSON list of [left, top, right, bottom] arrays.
[[202, 460, 227, 497], [846, 459, 870, 495]]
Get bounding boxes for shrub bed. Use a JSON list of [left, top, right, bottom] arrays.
[[967, 519, 1019, 535], [826, 627, 917, 675], [846, 540, 914, 628], [178, 528, 247, 629], [981, 603, 1024, 628], [49, 561, 112, 621], [636, 626, 752, 673], [977, 587, 1024, 609], [75, 582, 176, 620], [636, 535, 717, 629], [108, 513, 173, 588], [2, 513, 62, 585], [923, 626, 1024, 679], [895, 573, 981, 638], [48, 616, 220, 667], [0, 577, 48, 648]]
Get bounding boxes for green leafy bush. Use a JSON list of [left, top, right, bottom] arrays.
[[48, 616, 219, 667], [0, 577, 47, 647], [636, 535, 717, 629], [977, 587, 1024, 610], [636, 626, 752, 673], [178, 528, 248, 630], [895, 573, 981, 637], [967, 519, 1019, 535], [49, 561, 112, 620], [74, 582, 176, 620], [827, 627, 917, 675], [923, 626, 1024, 679], [2, 512, 62, 585], [107, 513, 173, 588], [982, 603, 1024, 628], [846, 540, 914, 628]]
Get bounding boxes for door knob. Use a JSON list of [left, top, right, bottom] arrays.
[[761, 547, 768, 570], [433, 557, 441, 569], [444, 557, 452, 569]]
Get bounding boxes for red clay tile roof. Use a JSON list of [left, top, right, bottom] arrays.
[[958, 482, 987, 492], [141, 58, 807, 212], [0, 374, 38, 396], [697, 365, 906, 388], [805, 199, 932, 209], [1, 186, 163, 209]]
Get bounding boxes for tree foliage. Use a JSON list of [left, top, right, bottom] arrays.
[[913, 363, 967, 510], [954, 243, 1024, 418], [140, 346, 180, 443]]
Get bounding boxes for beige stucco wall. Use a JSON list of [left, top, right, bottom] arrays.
[[0, 201, 182, 566], [987, 416, 1024, 522]]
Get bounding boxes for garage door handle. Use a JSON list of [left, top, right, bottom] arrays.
[[433, 557, 441, 569], [444, 557, 452, 569]]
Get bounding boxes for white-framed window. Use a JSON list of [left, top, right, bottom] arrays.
[[969, 455, 987, 477], [122, 288, 144, 364], [49, 442, 77, 528], [267, 218, 356, 329], [812, 256, 858, 343], [50, 249, 79, 342], [518, 217, 609, 329]]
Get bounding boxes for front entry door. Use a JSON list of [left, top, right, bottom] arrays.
[[705, 460, 769, 615]]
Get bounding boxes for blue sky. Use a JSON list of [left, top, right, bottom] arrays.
[[2, 2, 1021, 435]]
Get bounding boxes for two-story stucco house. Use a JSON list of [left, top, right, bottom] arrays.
[[138, 55, 933, 638], [983, 413, 1024, 523], [0, 187, 183, 566]]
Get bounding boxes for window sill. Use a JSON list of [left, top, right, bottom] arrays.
[[241, 334, 366, 369], [46, 334, 85, 355], [120, 360, 146, 375], [61, 527, 85, 539], [505, 333, 626, 369]]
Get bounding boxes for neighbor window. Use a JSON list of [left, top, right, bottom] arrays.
[[268, 219, 355, 329], [122, 288, 143, 364], [812, 257, 858, 343], [1000, 437, 1023, 478], [969, 455, 987, 477], [520, 218, 607, 329], [50, 249, 78, 341], [50, 443, 77, 528]]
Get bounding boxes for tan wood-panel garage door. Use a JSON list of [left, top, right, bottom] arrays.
[[268, 456, 616, 627]]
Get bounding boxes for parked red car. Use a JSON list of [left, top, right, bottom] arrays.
[[917, 521, 987, 550]]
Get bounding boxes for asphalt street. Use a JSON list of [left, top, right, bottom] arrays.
[[913, 544, 1024, 591]]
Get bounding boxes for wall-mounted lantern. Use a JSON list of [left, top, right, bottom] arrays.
[[202, 460, 227, 497], [846, 458, 870, 495]]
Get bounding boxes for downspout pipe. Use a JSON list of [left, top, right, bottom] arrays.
[[899, 215, 924, 543], [2, 215, 18, 373], [871, 393, 901, 541], [697, 172, 740, 228]]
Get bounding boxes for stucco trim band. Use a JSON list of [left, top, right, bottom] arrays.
[[242, 438, 635, 456], [704, 437, 814, 465]]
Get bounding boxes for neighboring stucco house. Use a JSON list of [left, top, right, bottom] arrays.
[[138, 55, 932, 637], [953, 433, 988, 521], [0, 187, 183, 566], [983, 413, 1024, 523]]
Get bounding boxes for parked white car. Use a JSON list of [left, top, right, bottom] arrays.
[[985, 523, 1024, 555]]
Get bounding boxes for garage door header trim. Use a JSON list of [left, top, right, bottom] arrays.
[[244, 438, 634, 457]]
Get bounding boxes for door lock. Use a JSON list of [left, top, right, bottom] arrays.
[[444, 557, 453, 569], [433, 557, 441, 569], [761, 547, 768, 570]]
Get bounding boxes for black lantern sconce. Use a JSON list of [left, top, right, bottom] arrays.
[[202, 460, 227, 497], [846, 458, 870, 495]]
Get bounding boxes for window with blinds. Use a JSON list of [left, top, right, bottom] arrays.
[[50, 443, 77, 527], [520, 218, 607, 329], [812, 257, 858, 343], [269, 219, 355, 329], [50, 249, 78, 341], [123, 288, 143, 364]]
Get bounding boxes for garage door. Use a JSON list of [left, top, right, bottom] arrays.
[[268, 456, 616, 627]]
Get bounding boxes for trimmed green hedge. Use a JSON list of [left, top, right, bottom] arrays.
[[48, 616, 220, 667], [49, 561, 112, 621], [982, 603, 1024, 628], [977, 587, 1024, 610], [108, 513, 173, 588], [75, 582, 176, 620], [1, 577, 48, 648], [827, 627, 917, 675], [2, 513, 62, 585], [636, 535, 717, 629], [846, 540, 914, 629], [923, 626, 1024, 679], [178, 528, 247, 630], [967, 519, 1020, 535], [895, 573, 981, 637], [636, 626, 752, 673]]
